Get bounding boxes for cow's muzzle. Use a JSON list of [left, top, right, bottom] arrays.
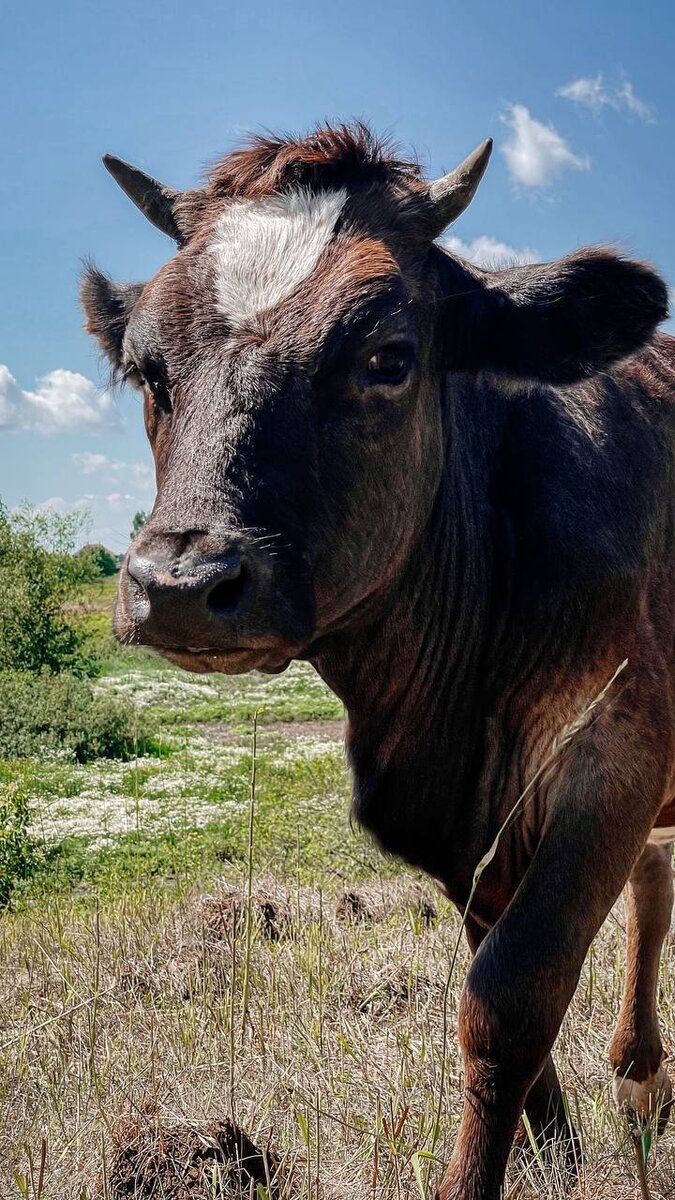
[[114, 528, 312, 674]]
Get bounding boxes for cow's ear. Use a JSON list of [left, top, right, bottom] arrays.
[[442, 248, 668, 384], [80, 265, 144, 372]]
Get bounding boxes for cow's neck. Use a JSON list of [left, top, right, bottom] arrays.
[[313, 390, 501, 886]]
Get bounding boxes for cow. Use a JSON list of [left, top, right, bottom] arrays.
[[81, 124, 675, 1200]]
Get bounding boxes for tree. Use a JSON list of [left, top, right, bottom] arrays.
[[77, 543, 119, 577], [131, 510, 148, 539], [0, 502, 96, 676]]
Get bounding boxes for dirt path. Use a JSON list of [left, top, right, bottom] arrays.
[[197, 718, 345, 745]]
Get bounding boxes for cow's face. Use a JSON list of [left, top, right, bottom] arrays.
[[81, 129, 469, 674], [82, 126, 667, 674], [95, 217, 443, 673]]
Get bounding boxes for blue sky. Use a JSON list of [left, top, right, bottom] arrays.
[[2, 0, 675, 551]]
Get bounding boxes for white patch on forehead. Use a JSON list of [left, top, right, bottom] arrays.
[[209, 187, 348, 329], [648, 825, 675, 846]]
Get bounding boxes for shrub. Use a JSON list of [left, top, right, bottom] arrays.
[[0, 670, 150, 763], [0, 502, 97, 676], [78, 542, 119, 577], [0, 780, 41, 906]]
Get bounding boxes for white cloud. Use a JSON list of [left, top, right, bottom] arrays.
[[67, 456, 154, 547], [73, 451, 153, 489], [558, 75, 653, 122], [443, 233, 538, 268], [0, 364, 120, 434], [34, 496, 92, 517], [501, 104, 590, 189], [617, 80, 654, 122], [558, 77, 604, 112], [105, 491, 145, 513]]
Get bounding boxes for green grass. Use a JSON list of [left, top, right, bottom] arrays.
[[0, 575, 352, 901], [5, 722, 385, 901], [0, 576, 347, 900], [1, 695, 364, 899], [98, 660, 344, 726]]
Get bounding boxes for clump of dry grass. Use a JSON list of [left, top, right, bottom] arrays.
[[97, 1114, 282, 1199], [335, 888, 373, 925], [335, 881, 437, 928], [0, 873, 673, 1200], [350, 962, 437, 1016], [198, 882, 292, 944]]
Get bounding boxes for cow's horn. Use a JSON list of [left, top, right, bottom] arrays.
[[102, 155, 185, 244], [427, 138, 493, 236]]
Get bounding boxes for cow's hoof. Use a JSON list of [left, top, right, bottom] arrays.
[[613, 1064, 673, 1135]]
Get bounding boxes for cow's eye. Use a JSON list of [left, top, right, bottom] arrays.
[[148, 378, 172, 414], [125, 361, 172, 413], [366, 344, 415, 386]]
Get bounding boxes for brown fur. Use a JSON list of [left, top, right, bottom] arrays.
[[206, 122, 422, 198]]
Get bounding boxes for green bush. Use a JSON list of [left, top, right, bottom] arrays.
[[0, 670, 151, 763], [0, 502, 97, 676], [77, 542, 119, 577], [0, 780, 41, 906]]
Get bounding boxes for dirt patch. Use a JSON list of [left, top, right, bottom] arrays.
[[99, 1116, 281, 1199], [198, 719, 345, 745]]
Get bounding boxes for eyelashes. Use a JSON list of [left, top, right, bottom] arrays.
[[120, 362, 144, 388], [122, 361, 173, 414]]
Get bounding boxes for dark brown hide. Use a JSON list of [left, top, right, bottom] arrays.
[[82, 124, 675, 1200]]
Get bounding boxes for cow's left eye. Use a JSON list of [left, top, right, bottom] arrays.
[[123, 355, 170, 412], [366, 344, 415, 386], [126, 362, 172, 414], [147, 378, 172, 414]]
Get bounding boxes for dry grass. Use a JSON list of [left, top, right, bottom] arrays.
[[0, 874, 673, 1200]]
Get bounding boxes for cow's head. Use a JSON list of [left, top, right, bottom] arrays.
[[82, 124, 667, 674]]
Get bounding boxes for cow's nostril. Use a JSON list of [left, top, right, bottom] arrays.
[[126, 553, 154, 592], [207, 564, 249, 615]]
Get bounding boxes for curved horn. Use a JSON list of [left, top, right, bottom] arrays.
[[102, 155, 185, 244], [427, 138, 493, 237]]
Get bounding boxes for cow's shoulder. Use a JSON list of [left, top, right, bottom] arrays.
[[487, 339, 675, 606]]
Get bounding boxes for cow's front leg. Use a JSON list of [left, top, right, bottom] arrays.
[[437, 696, 669, 1200], [610, 841, 673, 1133], [464, 917, 581, 1180]]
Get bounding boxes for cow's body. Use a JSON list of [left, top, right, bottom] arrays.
[[316, 337, 675, 912], [82, 125, 675, 1200]]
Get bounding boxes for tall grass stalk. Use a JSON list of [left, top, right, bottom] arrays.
[[241, 711, 259, 1039]]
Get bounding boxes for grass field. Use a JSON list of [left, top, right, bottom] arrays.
[[0, 579, 674, 1199]]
